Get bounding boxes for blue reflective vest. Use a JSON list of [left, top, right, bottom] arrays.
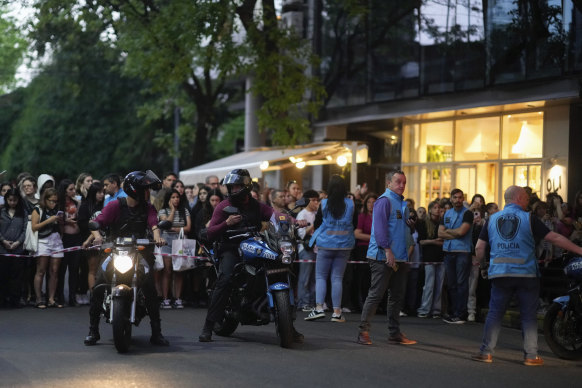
[[487, 203, 539, 279], [366, 188, 409, 262], [309, 198, 355, 250], [443, 207, 473, 252]]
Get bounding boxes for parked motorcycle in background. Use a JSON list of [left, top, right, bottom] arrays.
[[543, 255, 582, 360]]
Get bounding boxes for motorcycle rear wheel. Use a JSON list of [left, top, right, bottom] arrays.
[[274, 290, 293, 348], [544, 302, 582, 360], [112, 298, 132, 353]]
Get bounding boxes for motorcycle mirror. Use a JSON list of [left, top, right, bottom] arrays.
[[157, 220, 172, 230], [223, 206, 240, 216], [88, 221, 100, 231], [294, 198, 308, 208]]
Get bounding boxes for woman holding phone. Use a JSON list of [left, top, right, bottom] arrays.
[[31, 188, 64, 308]]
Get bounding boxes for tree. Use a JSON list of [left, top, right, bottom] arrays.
[[1, 3, 169, 178], [0, 6, 26, 94]]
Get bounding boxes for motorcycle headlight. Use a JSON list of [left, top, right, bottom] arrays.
[[113, 252, 133, 274], [279, 241, 294, 264]]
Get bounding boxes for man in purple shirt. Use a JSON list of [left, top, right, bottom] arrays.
[[84, 170, 169, 347], [198, 169, 304, 344]]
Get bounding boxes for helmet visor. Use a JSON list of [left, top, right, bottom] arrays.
[[223, 173, 252, 187], [141, 170, 162, 190]]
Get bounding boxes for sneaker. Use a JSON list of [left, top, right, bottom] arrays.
[[399, 311, 408, 317], [417, 313, 428, 318], [161, 299, 172, 309], [471, 353, 493, 363], [524, 356, 544, 366], [341, 307, 352, 313], [301, 305, 314, 312], [357, 331, 372, 345], [468, 313, 476, 322], [304, 309, 325, 321], [322, 303, 330, 311], [443, 316, 465, 324], [388, 333, 417, 345], [331, 314, 345, 322], [173, 299, 184, 309], [432, 314, 441, 319]]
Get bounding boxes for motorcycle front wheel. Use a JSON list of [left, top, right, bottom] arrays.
[[112, 298, 132, 353], [543, 302, 582, 360], [274, 290, 293, 348]]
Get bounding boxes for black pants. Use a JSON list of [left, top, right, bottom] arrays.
[[58, 233, 83, 304], [89, 255, 161, 329], [205, 249, 240, 323], [0, 255, 25, 306]]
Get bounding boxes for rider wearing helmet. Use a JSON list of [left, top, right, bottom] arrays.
[[198, 169, 304, 343], [83, 170, 170, 347]]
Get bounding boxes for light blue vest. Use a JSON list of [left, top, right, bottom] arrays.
[[366, 188, 409, 262], [443, 207, 473, 252], [487, 203, 539, 279], [309, 198, 355, 250]]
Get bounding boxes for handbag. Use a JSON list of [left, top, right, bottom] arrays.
[[172, 228, 197, 272], [154, 246, 164, 271], [24, 208, 43, 253]]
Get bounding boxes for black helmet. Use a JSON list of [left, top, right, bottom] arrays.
[[223, 169, 252, 203], [124, 170, 162, 201]]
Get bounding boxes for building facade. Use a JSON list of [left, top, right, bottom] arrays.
[[292, 0, 582, 206]]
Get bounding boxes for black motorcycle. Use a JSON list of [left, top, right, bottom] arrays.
[[89, 220, 170, 353], [212, 206, 300, 348], [543, 255, 582, 360]]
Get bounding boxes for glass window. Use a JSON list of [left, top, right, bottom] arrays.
[[500, 164, 541, 207], [454, 117, 500, 161], [402, 124, 419, 163], [421, 121, 453, 163], [423, 166, 452, 205], [456, 163, 497, 205], [501, 112, 543, 159]]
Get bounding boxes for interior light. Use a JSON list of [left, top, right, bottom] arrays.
[[289, 156, 297, 163], [259, 161, 269, 170], [296, 161, 306, 169], [326, 155, 333, 161], [337, 156, 348, 167]]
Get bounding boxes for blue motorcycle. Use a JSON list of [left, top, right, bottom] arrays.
[[543, 256, 582, 360], [212, 206, 298, 348]]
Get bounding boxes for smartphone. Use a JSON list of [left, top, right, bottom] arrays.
[[56, 211, 64, 217]]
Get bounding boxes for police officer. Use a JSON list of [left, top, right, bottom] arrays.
[[84, 170, 169, 347], [198, 169, 304, 343], [472, 185, 582, 366]]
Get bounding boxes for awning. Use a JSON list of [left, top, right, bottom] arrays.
[[179, 142, 368, 186]]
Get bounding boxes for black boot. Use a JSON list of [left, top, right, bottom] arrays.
[[292, 325, 304, 344], [150, 320, 169, 346], [198, 319, 214, 342], [84, 326, 100, 345]]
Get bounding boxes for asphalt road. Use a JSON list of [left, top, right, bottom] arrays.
[[1, 306, 580, 388]]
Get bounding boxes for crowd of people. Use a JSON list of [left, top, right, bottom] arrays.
[[2, 168, 581, 362]]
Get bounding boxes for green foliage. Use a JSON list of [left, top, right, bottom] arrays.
[[0, 6, 26, 94], [209, 114, 245, 159]]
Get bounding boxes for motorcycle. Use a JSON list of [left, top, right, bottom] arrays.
[[543, 255, 582, 360], [212, 206, 301, 348], [89, 220, 171, 353]]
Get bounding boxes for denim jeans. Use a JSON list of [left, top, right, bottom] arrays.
[[315, 249, 350, 309], [444, 252, 471, 319], [479, 277, 540, 359], [359, 259, 409, 336], [297, 249, 316, 308], [417, 263, 445, 315]]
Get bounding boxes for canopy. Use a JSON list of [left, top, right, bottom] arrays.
[[179, 142, 367, 186]]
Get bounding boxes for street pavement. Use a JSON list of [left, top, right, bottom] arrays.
[[0, 306, 580, 388]]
